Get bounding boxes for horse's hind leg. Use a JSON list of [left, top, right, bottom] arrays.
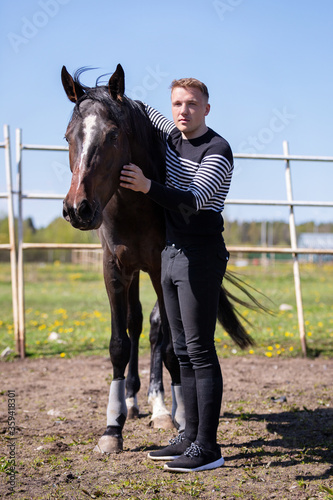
[[149, 301, 185, 432], [148, 271, 185, 432], [147, 301, 173, 429], [125, 271, 142, 419]]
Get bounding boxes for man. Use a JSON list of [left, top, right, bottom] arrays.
[[120, 77, 233, 472]]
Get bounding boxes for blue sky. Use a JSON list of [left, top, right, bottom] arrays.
[[0, 0, 333, 227]]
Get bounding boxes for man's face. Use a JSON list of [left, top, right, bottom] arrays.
[[171, 86, 210, 140]]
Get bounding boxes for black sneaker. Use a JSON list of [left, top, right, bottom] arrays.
[[164, 442, 224, 472], [148, 433, 192, 461]]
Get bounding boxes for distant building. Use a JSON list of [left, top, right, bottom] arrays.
[[298, 233, 333, 262]]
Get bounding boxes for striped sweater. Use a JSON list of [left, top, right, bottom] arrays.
[[144, 104, 234, 245]]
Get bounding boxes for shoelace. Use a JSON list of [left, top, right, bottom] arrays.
[[168, 433, 185, 445], [184, 442, 202, 458]]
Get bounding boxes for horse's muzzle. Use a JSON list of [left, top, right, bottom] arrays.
[[63, 198, 102, 230]]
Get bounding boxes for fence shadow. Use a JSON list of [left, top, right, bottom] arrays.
[[222, 407, 333, 481]]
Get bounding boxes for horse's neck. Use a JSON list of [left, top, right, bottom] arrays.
[[130, 142, 163, 183]]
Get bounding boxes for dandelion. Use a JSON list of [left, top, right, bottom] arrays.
[[55, 308, 67, 315], [307, 331, 312, 337], [265, 352, 273, 358], [249, 349, 254, 354], [318, 321, 323, 328], [267, 346, 273, 351], [289, 346, 294, 352], [90, 338, 95, 343], [275, 344, 281, 349], [38, 324, 46, 331], [60, 352, 66, 357]]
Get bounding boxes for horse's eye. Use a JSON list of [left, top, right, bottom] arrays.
[[106, 131, 118, 143], [64, 135, 69, 143]]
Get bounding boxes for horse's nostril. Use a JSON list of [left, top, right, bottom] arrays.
[[77, 199, 93, 221], [63, 201, 69, 220]]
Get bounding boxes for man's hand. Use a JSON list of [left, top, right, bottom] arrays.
[[120, 163, 151, 193]]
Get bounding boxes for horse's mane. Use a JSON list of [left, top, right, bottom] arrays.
[[71, 68, 165, 182]]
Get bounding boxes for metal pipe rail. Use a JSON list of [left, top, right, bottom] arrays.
[[0, 125, 19, 353]]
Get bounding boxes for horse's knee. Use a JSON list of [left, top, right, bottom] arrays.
[[109, 336, 131, 375]]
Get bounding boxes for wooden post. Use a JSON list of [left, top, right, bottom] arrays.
[[283, 141, 307, 356], [16, 128, 25, 359]]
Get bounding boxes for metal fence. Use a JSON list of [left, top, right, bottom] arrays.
[[2, 126, 333, 358]]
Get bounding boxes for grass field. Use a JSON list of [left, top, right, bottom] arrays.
[[0, 260, 332, 359]]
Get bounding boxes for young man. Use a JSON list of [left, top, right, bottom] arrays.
[[120, 78, 233, 472]]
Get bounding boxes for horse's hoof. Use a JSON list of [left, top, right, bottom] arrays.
[[151, 414, 174, 430], [93, 435, 123, 454], [127, 406, 139, 419]]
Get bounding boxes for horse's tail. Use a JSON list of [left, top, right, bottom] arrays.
[[217, 271, 272, 349]]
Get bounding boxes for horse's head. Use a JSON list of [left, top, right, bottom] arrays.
[[61, 64, 130, 230]]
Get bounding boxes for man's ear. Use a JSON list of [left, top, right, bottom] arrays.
[[204, 103, 211, 117]]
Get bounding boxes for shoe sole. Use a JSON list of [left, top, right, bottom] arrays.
[[147, 453, 181, 461], [164, 456, 224, 472]]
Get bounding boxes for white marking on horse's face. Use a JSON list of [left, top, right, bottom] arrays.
[[74, 114, 97, 207]]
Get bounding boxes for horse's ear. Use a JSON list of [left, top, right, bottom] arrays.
[[108, 64, 125, 102], [61, 66, 85, 103]]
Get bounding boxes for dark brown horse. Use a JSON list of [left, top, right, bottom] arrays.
[[61, 64, 255, 454]]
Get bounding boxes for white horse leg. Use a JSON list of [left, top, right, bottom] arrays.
[[94, 379, 127, 453], [171, 384, 186, 432], [126, 394, 139, 419], [148, 389, 174, 429]]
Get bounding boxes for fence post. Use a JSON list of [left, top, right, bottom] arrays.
[[4, 125, 19, 351], [283, 140, 307, 356], [16, 128, 26, 359]]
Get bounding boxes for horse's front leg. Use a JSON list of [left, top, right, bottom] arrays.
[[125, 271, 142, 419], [94, 259, 132, 454]]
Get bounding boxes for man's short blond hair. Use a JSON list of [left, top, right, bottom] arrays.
[[170, 78, 209, 100]]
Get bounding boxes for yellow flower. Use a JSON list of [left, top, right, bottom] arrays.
[[289, 346, 294, 352], [90, 338, 95, 343], [249, 349, 254, 354], [307, 331, 312, 337], [318, 321, 323, 327], [60, 352, 66, 357], [267, 346, 273, 351], [38, 324, 46, 331], [265, 352, 273, 357], [275, 344, 281, 349]]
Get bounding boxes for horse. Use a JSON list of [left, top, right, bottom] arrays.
[[61, 63, 255, 454]]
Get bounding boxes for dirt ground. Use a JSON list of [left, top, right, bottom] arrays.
[[1, 355, 332, 500]]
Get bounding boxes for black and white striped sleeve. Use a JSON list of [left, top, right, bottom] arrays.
[[189, 154, 233, 210], [144, 104, 176, 140]]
